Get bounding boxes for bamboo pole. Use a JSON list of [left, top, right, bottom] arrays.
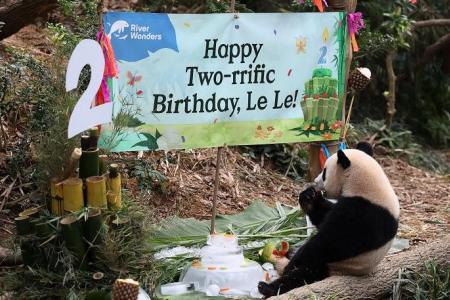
[[84, 208, 103, 259], [50, 177, 64, 216], [15, 215, 32, 235], [107, 163, 122, 210], [86, 176, 107, 208], [60, 215, 87, 269], [63, 178, 84, 212], [79, 148, 100, 179]]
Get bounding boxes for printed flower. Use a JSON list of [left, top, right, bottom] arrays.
[[330, 120, 342, 131], [267, 126, 275, 132], [136, 90, 143, 96], [157, 128, 185, 150], [255, 128, 270, 139], [322, 133, 333, 140]]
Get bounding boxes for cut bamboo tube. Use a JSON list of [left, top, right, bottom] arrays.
[[63, 148, 82, 179], [63, 178, 84, 212], [15, 215, 32, 235], [108, 164, 122, 210], [86, 176, 107, 208], [32, 217, 52, 238], [50, 177, 64, 216], [79, 148, 100, 179], [60, 215, 87, 269], [107, 191, 119, 211], [84, 208, 103, 259], [88, 127, 100, 149], [20, 236, 41, 267], [81, 134, 90, 151], [111, 216, 130, 229], [98, 154, 108, 175], [19, 207, 40, 219]]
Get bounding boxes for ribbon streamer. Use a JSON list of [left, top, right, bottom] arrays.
[[95, 30, 119, 105], [313, 0, 324, 12], [347, 12, 364, 52]]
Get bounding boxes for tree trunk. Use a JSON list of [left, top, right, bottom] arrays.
[[385, 50, 397, 128], [0, 0, 58, 40], [270, 235, 450, 300]]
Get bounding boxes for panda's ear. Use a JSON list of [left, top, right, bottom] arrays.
[[356, 142, 374, 156], [337, 150, 351, 169]]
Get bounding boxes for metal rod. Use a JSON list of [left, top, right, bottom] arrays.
[[210, 147, 223, 234]]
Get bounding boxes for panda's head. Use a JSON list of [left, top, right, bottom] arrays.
[[314, 142, 399, 217]]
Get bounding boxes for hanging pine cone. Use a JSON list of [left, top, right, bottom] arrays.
[[112, 278, 140, 300], [349, 67, 371, 92]]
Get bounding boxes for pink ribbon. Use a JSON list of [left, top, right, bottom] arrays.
[[347, 12, 365, 35]]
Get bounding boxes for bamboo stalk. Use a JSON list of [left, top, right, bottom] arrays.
[[50, 177, 64, 216], [86, 176, 107, 208], [63, 178, 84, 212], [15, 215, 32, 235], [60, 215, 87, 269], [84, 208, 103, 259], [107, 164, 122, 210], [79, 148, 100, 179]]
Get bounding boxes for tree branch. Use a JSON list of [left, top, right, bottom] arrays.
[[413, 19, 450, 29], [415, 32, 450, 70], [270, 235, 450, 300]]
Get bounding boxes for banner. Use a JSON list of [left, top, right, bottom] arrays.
[[99, 12, 347, 151]]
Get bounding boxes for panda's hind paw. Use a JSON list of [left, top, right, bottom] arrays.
[[258, 281, 278, 297]]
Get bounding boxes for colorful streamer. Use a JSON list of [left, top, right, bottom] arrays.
[[95, 29, 118, 106], [347, 12, 365, 52]]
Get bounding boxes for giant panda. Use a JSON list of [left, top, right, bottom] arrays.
[[258, 142, 400, 297]]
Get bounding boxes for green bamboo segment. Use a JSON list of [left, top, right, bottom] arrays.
[[50, 177, 64, 216], [84, 208, 103, 259], [33, 217, 52, 238], [60, 215, 87, 269], [63, 178, 84, 212], [98, 155, 108, 175], [86, 176, 107, 208], [79, 148, 100, 179], [81, 134, 90, 151], [15, 215, 32, 235], [107, 164, 122, 210], [111, 216, 130, 229], [20, 236, 42, 267], [88, 127, 100, 149]]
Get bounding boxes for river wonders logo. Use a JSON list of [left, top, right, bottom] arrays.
[[108, 20, 163, 41]]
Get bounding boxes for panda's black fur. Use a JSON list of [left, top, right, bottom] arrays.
[[258, 142, 399, 297]]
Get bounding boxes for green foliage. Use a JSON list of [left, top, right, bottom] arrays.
[[352, 119, 450, 174], [391, 261, 450, 300], [131, 159, 168, 191], [0, 195, 157, 299]]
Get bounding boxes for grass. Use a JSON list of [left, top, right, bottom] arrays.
[[391, 261, 450, 300]]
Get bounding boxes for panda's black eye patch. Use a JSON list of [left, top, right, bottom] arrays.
[[322, 168, 327, 181]]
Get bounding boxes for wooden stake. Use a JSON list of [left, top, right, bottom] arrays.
[[63, 178, 84, 212], [210, 147, 223, 234], [86, 176, 107, 208]]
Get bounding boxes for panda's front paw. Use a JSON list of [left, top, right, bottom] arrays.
[[299, 186, 318, 214], [258, 281, 278, 298]]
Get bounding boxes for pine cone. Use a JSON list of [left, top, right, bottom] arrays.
[[112, 279, 140, 300], [349, 67, 371, 92]]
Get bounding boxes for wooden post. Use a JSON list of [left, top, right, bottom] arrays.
[[209, 0, 237, 234], [307, 0, 358, 181]]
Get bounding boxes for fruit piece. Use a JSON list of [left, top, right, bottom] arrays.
[[261, 242, 276, 262], [112, 278, 139, 300]]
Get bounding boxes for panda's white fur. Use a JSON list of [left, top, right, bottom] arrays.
[[259, 143, 400, 297], [315, 149, 399, 218]]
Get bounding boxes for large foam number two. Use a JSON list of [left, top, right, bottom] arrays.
[[65, 39, 112, 138], [318, 46, 327, 64]]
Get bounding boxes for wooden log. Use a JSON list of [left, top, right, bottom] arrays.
[[60, 215, 87, 269], [79, 148, 100, 179], [14, 215, 32, 235], [63, 178, 84, 212], [0, 0, 58, 40], [107, 164, 122, 210], [86, 176, 107, 208], [270, 235, 450, 300], [50, 177, 64, 216]]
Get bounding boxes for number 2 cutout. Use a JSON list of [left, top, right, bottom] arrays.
[[65, 39, 112, 138], [318, 46, 327, 64]]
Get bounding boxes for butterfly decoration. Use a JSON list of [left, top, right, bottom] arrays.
[[126, 71, 143, 86], [296, 36, 307, 54]]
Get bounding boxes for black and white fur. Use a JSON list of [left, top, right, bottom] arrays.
[[258, 142, 399, 297]]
